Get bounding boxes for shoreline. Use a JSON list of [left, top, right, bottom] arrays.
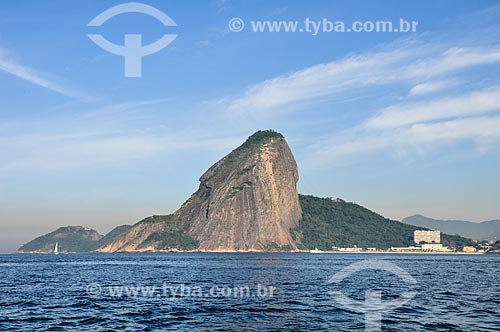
[[11, 250, 493, 255], [308, 251, 485, 255]]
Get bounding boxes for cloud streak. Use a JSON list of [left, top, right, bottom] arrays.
[[0, 51, 88, 99], [307, 115, 500, 168], [366, 87, 500, 129], [409, 80, 457, 96]]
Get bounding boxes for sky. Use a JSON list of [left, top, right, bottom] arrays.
[[1, 0, 500, 253]]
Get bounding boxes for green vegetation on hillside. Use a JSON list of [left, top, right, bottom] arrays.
[[240, 130, 284, 149], [295, 195, 476, 250], [237, 165, 255, 177], [223, 130, 284, 165], [138, 214, 176, 225], [139, 230, 199, 250], [488, 240, 500, 253], [137, 215, 199, 250], [227, 181, 253, 198], [204, 130, 284, 187], [18, 226, 102, 253], [263, 242, 293, 252], [440, 234, 477, 250], [96, 225, 132, 248]]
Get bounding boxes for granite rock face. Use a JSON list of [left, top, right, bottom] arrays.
[[175, 130, 302, 251]]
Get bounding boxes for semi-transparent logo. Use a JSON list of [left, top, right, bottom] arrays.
[[328, 260, 417, 332], [87, 2, 177, 77]]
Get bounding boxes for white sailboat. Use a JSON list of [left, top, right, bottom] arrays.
[[54, 242, 59, 255]]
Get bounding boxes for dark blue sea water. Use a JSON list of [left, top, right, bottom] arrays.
[[0, 253, 499, 331]]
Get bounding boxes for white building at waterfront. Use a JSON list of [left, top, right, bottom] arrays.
[[414, 230, 440, 244]]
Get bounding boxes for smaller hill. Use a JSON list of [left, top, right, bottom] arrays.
[[95, 215, 198, 252], [96, 225, 132, 248], [295, 195, 476, 250], [17, 226, 103, 253]]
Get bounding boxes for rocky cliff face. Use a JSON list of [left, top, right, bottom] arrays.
[[175, 130, 302, 251]]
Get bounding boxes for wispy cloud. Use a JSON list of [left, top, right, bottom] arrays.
[[225, 43, 500, 116], [409, 80, 457, 96], [306, 114, 500, 168], [0, 49, 89, 100], [366, 87, 500, 129], [226, 46, 413, 114], [408, 115, 500, 144], [404, 47, 500, 79]]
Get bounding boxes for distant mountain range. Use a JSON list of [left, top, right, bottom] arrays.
[[402, 215, 500, 241]]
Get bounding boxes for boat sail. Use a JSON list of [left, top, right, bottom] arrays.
[[54, 242, 59, 255]]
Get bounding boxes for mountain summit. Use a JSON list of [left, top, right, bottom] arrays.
[[175, 130, 302, 251]]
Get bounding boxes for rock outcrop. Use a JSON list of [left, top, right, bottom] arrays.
[[96, 215, 198, 252], [175, 130, 302, 250]]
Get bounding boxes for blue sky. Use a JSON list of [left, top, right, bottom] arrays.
[[1, 0, 500, 252]]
